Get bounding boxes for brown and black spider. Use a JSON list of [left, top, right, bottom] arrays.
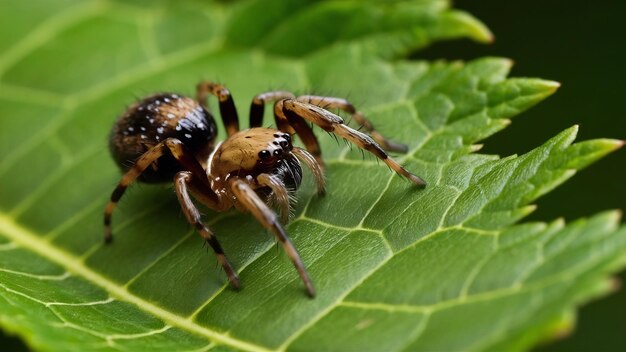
[[104, 81, 426, 297]]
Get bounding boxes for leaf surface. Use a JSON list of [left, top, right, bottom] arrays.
[[0, 1, 624, 351]]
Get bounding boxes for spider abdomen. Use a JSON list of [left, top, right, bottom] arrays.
[[109, 93, 218, 182]]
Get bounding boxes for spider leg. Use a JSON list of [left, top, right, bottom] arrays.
[[249, 91, 295, 128], [248, 91, 324, 165], [282, 100, 427, 187], [174, 171, 240, 289], [296, 95, 408, 153], [103, 138, 218, 243], [292, 147, 325, 196], [274, 100, 323, 167], [257, 173, 291, 224], [196, 81, 239, 136], [229, 178, 315, 297]]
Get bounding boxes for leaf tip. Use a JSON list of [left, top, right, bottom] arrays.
[[534, 80, 561, 98], [453, 11, 494, 43], [515, 204, 537, 218], [590, 138, 624, 155], [521, 204, 538, 217], [482, 28, 496, 44], [552, 217, 566, 228], [545, 312, 577, 342], [609, 276, 622, 294], [545, 80, 561, 91], [503, 57, 515, 69], [607, 209, 623, 223], [470, 144, 483, 152], [527, 79, 561, 100], [566, 124, 580, 138], [611, 139, 626, 149]]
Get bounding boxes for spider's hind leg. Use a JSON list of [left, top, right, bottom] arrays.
[[196, 81, 240, 136]]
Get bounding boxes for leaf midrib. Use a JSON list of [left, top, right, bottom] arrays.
[[0, 213, 271, 352]]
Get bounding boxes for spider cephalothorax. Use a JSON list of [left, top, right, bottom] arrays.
[[104, 82, 426, 297], [211, 128, 301, 187]]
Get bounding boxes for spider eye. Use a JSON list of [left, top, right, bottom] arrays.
[[283, 134, 291, 141], [258, 150, 271, 159]]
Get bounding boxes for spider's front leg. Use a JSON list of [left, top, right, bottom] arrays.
[[104, 138, 240, 289], [249, 91, 295, 129], [175, 172, 240, 289], [274, 99, 323, 166], [104, 138, 216, 243], [282, 100, 427, 187], [248, 91, 323, 166], [296, 95, 408, 153], [229, 178, 316, 297]]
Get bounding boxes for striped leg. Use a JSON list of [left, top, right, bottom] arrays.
[[196, 81, 240, 136], [282, 100, 427, 187], [248, 91, 324, 165], [275, 99, 323, 166], [175, 172, 240, 289], [103, 138, 218, 243], [229, 178, 315, 297], [249, 91, 295, 128], [296, 95, 408, 153]]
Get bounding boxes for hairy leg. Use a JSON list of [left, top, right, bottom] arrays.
[[282, 100, 426, 187], [249, 91, 295, 128], [296, 95, 408, 153], [175, 172, 240, 289], [229, 178, 315, 297], [103, 138, 218, 243], [197, 81, 240, 136]]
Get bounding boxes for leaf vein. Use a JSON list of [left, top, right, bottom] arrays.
[[0, 213, 271, 352], [0, 1, 108, 77]]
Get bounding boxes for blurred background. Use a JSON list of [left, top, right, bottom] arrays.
[[2, 0, 624, 350], [419, 0, 625, 350]]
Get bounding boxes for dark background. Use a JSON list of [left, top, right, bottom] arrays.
[[2, 1, 625, 350], [420, 0, 626, 350]]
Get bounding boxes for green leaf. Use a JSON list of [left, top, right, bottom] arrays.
[[0, 1, 624, 351]]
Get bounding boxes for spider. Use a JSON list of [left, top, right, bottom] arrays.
[[104, 81, 426, 297]]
